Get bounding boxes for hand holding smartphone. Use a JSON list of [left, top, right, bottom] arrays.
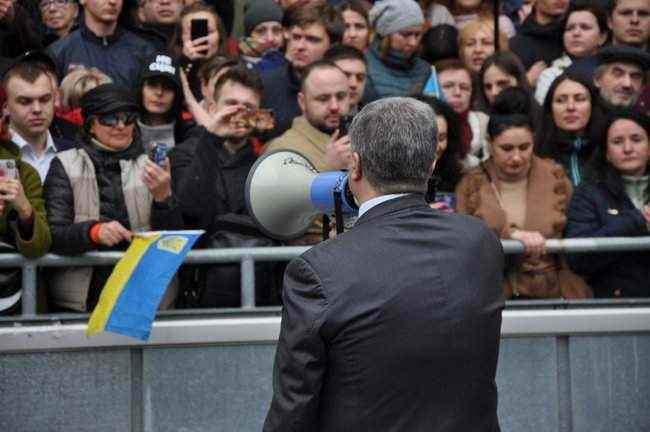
[[190, 18, 209, 56], [0, 159, 17, 180]]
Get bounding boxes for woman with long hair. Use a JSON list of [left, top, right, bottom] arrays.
[[168, 2, 227, 100], [565, 111, 650, 298], [416, 96, 464, 211], [535, 72, 603, 187], [456, 87, 591, 299], [338, 0, 372, 52]]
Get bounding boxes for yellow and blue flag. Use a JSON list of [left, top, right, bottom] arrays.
[[87, 230, 203, 341]]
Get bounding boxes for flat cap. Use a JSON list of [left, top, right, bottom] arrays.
[[597, 45, 650, 69]]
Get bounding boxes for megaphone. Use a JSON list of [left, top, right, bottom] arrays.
[[245, 150, 358, 240]]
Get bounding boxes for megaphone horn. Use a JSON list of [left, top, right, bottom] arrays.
[[245, 150, 358, 240]]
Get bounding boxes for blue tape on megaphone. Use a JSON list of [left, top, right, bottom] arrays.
[[310, 171, 357, 214]]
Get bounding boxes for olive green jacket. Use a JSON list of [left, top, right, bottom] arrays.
[[0, 140, 51, 258]]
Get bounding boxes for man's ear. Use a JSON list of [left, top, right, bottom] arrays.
[[298, 92, 305, 114], [349, 152, 362, 181]]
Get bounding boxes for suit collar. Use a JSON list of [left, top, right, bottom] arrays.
[[354, 193, 427, 227]]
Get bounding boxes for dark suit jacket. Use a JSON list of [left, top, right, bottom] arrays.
[[264, 194, 505, 432]]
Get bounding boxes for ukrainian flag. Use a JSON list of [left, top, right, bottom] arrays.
[[87, 230, 203, 340]]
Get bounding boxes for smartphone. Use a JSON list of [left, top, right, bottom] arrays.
[[0, 159, 17, 179], [191, 18, 209, 42], [243, 109, 275, 131], [339, 115, 353, 136], [149, 143, 169, 166]]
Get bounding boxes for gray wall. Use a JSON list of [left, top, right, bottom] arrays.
[[2, 335, 650, 432]]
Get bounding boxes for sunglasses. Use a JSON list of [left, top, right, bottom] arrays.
[[96, 112, 138, 127]]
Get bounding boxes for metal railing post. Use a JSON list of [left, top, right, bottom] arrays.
[[21, 261, 38, 317], [240, 255, 255, 309]]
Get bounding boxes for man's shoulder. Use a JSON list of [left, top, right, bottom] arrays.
[[48, 30, 82, 53], [265, 126, 304, 152], [261, 62, 289, 83], [119, 28, 156, 50]]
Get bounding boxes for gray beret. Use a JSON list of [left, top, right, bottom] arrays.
[[369, 0, 425, 37], [244, 0, 284, 36]]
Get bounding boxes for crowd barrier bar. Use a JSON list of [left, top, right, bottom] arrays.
[[4, 237, 650, 317]]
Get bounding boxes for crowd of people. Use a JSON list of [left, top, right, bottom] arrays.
[[0, 0, 649, 314]]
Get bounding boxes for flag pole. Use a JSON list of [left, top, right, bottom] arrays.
[[494, 0, 501, 51]]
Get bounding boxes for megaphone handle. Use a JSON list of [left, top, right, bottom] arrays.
[[334, 190, 345, 235], [322, 215, 331, 240]]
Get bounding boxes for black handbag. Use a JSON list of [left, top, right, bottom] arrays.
[[178, 214, 283, 308]]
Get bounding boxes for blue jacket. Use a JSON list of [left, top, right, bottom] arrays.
[[260, 60, 300, 141], [565, 168, 650, 297], [48, 23, 154, 90], [364, 40, 431, 103]]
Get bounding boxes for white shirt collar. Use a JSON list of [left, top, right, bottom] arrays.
[[10, 129, 56, 154], [357, 193, 408, 219]]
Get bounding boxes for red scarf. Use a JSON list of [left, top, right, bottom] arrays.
[[459, 111, 474, 158], [56, 107, 84, 125]]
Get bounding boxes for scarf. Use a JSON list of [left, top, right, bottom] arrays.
[[459, 111, 473, 158]]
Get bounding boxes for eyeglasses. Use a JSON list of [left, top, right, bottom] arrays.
[[96, 112, 138, 127], [40, 0, 71, 9]]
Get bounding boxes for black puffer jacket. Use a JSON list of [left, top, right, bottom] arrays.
[[43, 137, 183, 256], [44, 137, 183, 309]]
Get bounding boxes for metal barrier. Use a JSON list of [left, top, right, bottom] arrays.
[[4, 237, 650, 317]]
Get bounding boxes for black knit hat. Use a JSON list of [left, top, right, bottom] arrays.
[[81, 83, 138, 121], [244, 0, 283, 36]]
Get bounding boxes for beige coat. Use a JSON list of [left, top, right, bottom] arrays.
[[265, 116, 333, 245], [456, 156, 592, 299]]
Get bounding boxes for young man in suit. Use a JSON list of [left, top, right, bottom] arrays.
[[263, 97, 505, 432]]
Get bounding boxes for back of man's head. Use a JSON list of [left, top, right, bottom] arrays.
[[323, 44, 367, 65], [350, 97, 437, 194]]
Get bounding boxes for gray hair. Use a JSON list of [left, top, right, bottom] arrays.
[[349, 97, 437, 194]]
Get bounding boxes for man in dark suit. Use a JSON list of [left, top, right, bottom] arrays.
[[263, 97, 505, 431]]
